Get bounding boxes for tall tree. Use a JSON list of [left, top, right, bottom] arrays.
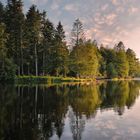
[[42, 21, 69, 76], [114, 41, 125, 52], [5, 0, 24, 75], [0, 2, 5, 23], [71, 18, 85, 47], [24, 5, 42, 76], [99, 46, 117, 78], [115, 42, 129, 77], [54, 21, 69, 76], [41, 19, 55, 75], [0, 23, 15, 80], [70, 41, 98, 78], [126, 48, 137, 77]]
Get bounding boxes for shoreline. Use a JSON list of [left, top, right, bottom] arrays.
[[15, 75, 94, 84], [14, 75, 137, 84]]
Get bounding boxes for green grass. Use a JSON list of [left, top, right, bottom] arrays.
[[15, 75, 93, 84]]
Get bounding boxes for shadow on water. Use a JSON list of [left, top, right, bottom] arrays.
[[0, 80, 140, 140]]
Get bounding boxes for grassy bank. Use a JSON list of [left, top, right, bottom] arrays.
[[14, 76, 135, 84], [15, 76, 94, 84]]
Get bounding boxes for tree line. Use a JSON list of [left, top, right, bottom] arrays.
[[0, 0, 140, 81]]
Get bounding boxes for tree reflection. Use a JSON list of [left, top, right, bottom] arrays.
[[126, 81, 140, 109], [100, 81, 140, 115], [67, 84, 101, 140], [0, 81, 140, 139]]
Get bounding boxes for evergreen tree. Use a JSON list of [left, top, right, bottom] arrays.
[[0, 0, 140, 79], [115, 42, 129, 77], [100, 47, 117, 77], [24, 5, 42, 76], [0, 23, 15, 81], [0, 2, 5, 23], [41, 19, 55, 75], [126, 48, 137, 77], [114, 41, 125, 52], [54, 22, 69, 76], [106, 62, 118, 78], [5, 0, 24, 75]]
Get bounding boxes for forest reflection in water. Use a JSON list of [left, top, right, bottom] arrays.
[[0, 80, 140, 140]]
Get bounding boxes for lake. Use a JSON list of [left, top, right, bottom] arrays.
[[0, 80, 140, 140]]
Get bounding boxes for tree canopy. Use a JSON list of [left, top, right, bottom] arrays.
[[0, 0, 140, 81]]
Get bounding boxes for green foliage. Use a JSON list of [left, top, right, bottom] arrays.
[[70, 41, 99, 77], [0, 58, 16, 81], [116, 50, 129, 77], [24, 5, 42, 76], [44, 22, 69, 76], [5, 0, 24, 75], [0, 0, 140, 81], [0, 23, 16, 81], [106, 63, 118, 78], [126, 48, 138, 77]]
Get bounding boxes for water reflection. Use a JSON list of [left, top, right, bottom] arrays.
[[0, 81, 140, 140]]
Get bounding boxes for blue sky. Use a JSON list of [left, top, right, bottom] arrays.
[[2, 0, 140, 57]]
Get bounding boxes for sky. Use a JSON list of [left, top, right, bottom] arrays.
[[1, 0, 140, 58]]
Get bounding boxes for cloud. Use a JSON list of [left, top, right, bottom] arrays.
[[94, 13, 117, 26], [111, 0, 119, 5], [121, 27, 140, 58], [85, 28, 101, 39], [30, 0, 48, 6], [128, 7, 139, 15], [106, 13, 117, 25], [51, 0, 61, 10], [7, 0, 139, 58], [64, 3, 78, 12], [116, 6, 125, 13], [102, 37, 114, 45], [101, 4, 109, 11]]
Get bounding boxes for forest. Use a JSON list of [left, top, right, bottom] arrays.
[[0, 0, 140, 81]]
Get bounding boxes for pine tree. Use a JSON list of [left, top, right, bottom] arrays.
[[24, 5, 42, 76], [54, 22, 69, 76], [5, 0, 24, 75]]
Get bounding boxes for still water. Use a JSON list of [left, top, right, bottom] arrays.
[[0, 81, 140, 140]]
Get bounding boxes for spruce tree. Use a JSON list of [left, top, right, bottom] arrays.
[[0, 23, 15, 80], [41, 19, 55, 75], [24, 5, 42, 76], [54, 22, 69, 76], [0, 2, 5, 23], [5, 0, 24, 75]]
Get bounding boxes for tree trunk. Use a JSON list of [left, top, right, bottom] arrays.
[[42, 51, 45, 76], [20, 26, 24, 75], [18, 66, 20, 76], [34, 43, 38, 76], [35, 85, 38, 120], [26, 64, 30, 75]]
